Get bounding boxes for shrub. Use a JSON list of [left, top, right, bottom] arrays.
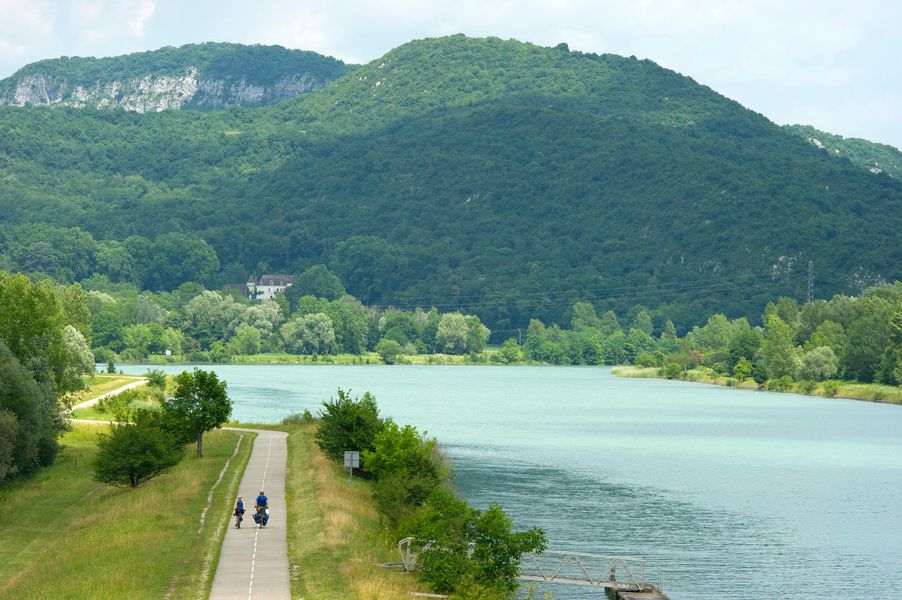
[[364, 421, 444, 521], [0, 409, 19, 481], [495, 339, 523, 364], [373, 471, 445, 525], [281, 409, 316, 426], [93, 422, 184, 488], [634, 351, 659, 367], [710, 362, 729, 375], [822, 380, 840, 398], [797, 380, 818, 395], [751, 362, 769, 385], [92, 347, 114, 365], [145, 368, 167, 389], [732, 356, 753, 380], [363, 422, 440, 481], [663, 362, 682, 379], [724, 377, 737, 387], [410, 489, 547, 595], [376, 338, 404, 364], [315, 388, 384, 463], [767, 375, 795, 392], [98, 388, 141, 419]]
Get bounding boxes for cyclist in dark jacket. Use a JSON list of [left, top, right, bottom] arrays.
[[233, 496, 245, 528]]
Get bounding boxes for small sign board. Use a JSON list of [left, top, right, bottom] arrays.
[[344, 451, 360, 468]]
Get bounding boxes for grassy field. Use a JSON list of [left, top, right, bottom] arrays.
[[69, 403, 113, 420], [612, 365, 902, 404], [0, 423, 254, 599], [284, 423, 423, 599]]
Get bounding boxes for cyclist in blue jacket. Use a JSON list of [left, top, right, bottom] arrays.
[[255, 491, 269, 526]]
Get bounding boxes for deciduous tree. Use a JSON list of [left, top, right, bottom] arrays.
[[164, 369, 232, 457]]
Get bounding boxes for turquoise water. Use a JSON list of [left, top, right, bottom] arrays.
[[123, 365, 902, 599]]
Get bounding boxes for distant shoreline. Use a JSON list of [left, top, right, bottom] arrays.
[[112, 351, 550, 367], [611, 365, 902, 405]]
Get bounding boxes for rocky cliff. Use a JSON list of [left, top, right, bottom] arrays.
[[0, 42, 354, 111], [784, 124, 901, 179]]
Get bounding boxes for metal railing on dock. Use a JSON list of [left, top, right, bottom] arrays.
[[389, 539, 668, 597], [520, 549, 649, 591]]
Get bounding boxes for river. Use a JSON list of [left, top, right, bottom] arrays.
[[121, 364, 902, 599]]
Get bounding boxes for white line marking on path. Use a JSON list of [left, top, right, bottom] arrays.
[[248, 436, 274, 600]]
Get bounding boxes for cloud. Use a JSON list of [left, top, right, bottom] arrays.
[[70, 0, 157, 43], [0, 1, 58, 75], [128, 0, 156, 36]]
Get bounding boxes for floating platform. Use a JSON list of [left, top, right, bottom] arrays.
[[611, 585, 671, 600]]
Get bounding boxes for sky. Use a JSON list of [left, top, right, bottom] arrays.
[[0, 0, 899, 148]]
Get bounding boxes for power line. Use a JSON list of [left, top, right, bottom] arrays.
[[362, 272, 814, 314]]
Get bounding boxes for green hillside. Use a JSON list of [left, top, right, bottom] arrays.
[[784, 124, 902, 179], [0, 36, 899, 332], [290, 35, 742, 131]]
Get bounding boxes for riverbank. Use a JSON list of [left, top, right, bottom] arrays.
[[117, 351, 506, 366], [0, 422, 252, 598], [611, 365, 902, 404], [280, 420, 423, 598]]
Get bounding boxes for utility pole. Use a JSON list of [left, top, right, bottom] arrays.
[[807, 260, 814, 303]]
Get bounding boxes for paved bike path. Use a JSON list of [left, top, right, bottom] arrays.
[[210, 428, 290, 600]]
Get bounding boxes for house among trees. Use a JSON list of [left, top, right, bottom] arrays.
[[245, 274, 294, 301]]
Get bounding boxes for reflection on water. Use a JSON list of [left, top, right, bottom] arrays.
[[122, 365, 902, 599]]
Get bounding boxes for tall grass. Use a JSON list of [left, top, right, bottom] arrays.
[[837, 382, 902, 404], [0, 424, 253, 599], [610, 365, 660, 378], [285, 423, 421, 599]]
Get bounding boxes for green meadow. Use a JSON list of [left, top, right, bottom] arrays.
[[0, 423, 253, 599]]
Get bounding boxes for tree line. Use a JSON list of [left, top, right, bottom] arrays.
[[0, 272, 94, 482], [84, 260, 902, 388], [520, 283, 902, 386], [85, 265, 490, 364]]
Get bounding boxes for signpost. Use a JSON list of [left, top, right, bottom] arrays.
[[344, 451, 360, 484]]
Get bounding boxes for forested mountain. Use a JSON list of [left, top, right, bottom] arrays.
[[0, 35, 899, 334], [784, 124, 902, 179], [0, 42, 354, 111]]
